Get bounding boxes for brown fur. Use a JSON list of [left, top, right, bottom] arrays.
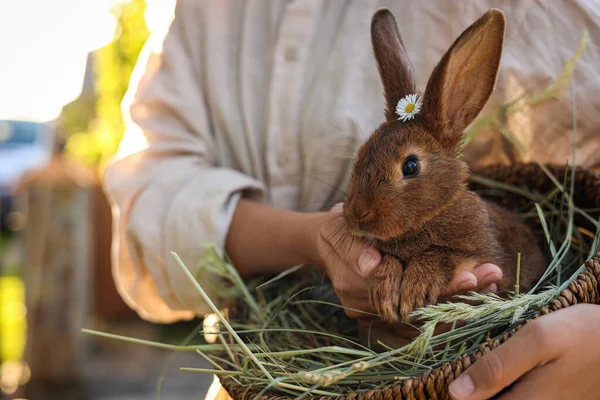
[[344, 8, 547, 322]]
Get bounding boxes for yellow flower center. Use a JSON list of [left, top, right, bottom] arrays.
[[405, 103, 415, 113]]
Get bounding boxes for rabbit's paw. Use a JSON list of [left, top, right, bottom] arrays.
[[367, 254, 404, 323], [398, 265, 447, 321]]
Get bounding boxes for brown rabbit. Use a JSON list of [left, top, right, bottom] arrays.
[[343, 8, 547, 323]]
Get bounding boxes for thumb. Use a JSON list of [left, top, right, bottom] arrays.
[[448, 321, 557, 400], [356, 248, 381, 277], [329, 203, 381, 277]]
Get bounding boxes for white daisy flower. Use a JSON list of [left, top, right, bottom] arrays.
[[395, 93, 422, 122]]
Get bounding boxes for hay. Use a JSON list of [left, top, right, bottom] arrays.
[[83, 169, 600, 398]]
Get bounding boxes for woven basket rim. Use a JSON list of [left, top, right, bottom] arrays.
[[219, 162, 600, 400]]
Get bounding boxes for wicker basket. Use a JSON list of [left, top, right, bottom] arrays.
[[219, 162, 600, 400]]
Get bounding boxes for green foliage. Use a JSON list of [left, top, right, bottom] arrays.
[[56, 96, 97, 142], [65, 0, 149, 168]]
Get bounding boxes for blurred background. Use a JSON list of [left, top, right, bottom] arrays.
[[0, 1, 212, 398]]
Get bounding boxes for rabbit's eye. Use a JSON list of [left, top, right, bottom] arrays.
[[402, 156, 420, 178]]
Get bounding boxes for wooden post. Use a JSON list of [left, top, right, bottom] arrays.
[[91, 183, 137, 320], [16, 156, 97, 392]]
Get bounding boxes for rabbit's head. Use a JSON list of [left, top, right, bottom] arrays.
[[344, 8, 505, 240]]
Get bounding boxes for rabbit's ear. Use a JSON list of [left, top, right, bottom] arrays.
[[423, 9, 505, 151], [371, 8, 417, 122]]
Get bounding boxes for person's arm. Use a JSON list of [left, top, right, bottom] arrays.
[[103, 1, 268, 323], [224, 199, 325, 277]]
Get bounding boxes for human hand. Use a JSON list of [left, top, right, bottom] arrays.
[[310, 203, 382, 318], [311, 203, 503, 321], [359, 262, 502, 348], [448, 304, 600, 400]]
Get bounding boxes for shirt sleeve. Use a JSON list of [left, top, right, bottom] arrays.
[[102, 0, 265, 323]]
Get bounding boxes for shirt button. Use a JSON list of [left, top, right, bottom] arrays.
[[284, 47, 297, 62]]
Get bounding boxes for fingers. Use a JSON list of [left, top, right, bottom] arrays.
[[495, 362, 563, 400], [481, 283, 497, 294], [448, 319, 559, 400], [318, 229, 378, 317], [444, 263, 503, 299], [321, 228, 381, 278], [322, 205, 382, 278], [445, 270, 478, 294], [471, 263, 503, 290], [357, 250, 381, 276], [439, 281, 497, 305], [344, 298, 378, 319], [336, 229, 381, 278]]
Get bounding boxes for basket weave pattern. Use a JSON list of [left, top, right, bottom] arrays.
[[220, 163, 600, 400]]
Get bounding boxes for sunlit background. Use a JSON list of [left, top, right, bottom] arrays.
[[0, 1, 215, 399], [0, 0, 174, 122]]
